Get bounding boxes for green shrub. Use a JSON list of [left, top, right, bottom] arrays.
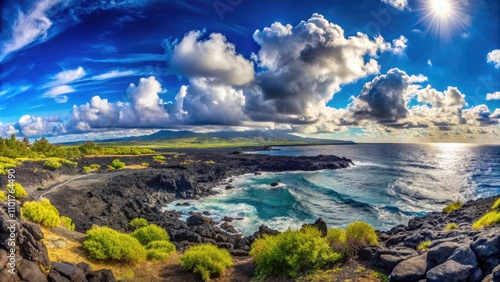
[[60, 216, 76, 230], [0, 191, 6, 201], [250, 226, 341, 279], [90, 164, 101, 170], [110, 159, 125, 169], [492, 198, 500, 210], [444, 223, 458, 231], [131, 224, 169, 245], [180, 244, 233, 281], [344, 222, 378, 254], [83, 226, 146, 264], [141, 162, 150, 167], [83, 166, 92, 173], [129, 218, 149, 229], [205, 160, 215, 165], [145, 240, 176, 261], [417, 240, 431, 251], [6, 182, 27, 198], [153, 155, 166, 161], [22, 199, 61, 227], [107, 165, 115, 170], [44, 160, 62, 170], [472, 211, 500, 230], [374, 271, 389, 282], [326, 228, 347, 254], [443, 202, 462, 213]]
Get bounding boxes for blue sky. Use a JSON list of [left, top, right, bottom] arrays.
[[0, 0, 499, 143]]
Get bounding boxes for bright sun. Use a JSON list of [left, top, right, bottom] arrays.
[[431, 0, 451, 17]]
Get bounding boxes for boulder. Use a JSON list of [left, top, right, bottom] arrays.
[[426, 260, 474, 282], [221, 222, 238, 233], [471, 230, 500, 259], [48, 272, 71, 282], [186, 214, 215, 226], [225, 185, 235, 190], [390, 253, 427, 282], [17, 259, 47, 282], [0, 249, 8, 269], [86, 269, 117, 282], [468, 267, 483, 282], [52, 262, 87, 282], [427, 242, 462, 268], [449, 246, 477, 267], [270, 182, 279, 187]]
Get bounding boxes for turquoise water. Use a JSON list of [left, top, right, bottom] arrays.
[[164, 143, 500, 235]]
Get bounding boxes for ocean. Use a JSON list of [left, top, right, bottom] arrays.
[[164, 143, 500, 235]]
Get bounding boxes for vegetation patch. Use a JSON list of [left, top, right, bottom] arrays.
[[60, 216, 76, 230], [145, 240, 176, 261], [492, 198, 500, 210], [472, 211, 500, 229], [129, 218, 149, 229], [444, 223, 458, 231], [417, 240, 432, 251], [83, 226, 146, 264], [443, 201, 462, 214], [131, 224, 169, 246], [0, 191, 6, 201], [44, 160, 62, 170], [250, 226, 341, 279], [110, 159, 126, 170], [22, 199, 61, 227], [6, 182, 27, 198], [180, 244, 233, 281], [344, 222, 378, 255]]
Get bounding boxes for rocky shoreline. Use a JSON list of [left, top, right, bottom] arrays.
[[361, 195, 500, 282], [35, 150, 353, 256]]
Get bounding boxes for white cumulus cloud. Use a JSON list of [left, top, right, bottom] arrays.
[[486, 91, 500, 100], [487, 49, 500, 68]]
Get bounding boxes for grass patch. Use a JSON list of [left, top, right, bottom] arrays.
[[417, 240, 431, 251], [141, 162, 149, 167], [152, 155, 166, 162], [181, 244, 233, 281], [472, 211, 500, 230], [0, 191, 6, 201], [443, 202, 462, 214], [444, 223, 458, 231], [492, 198, 500, 210], [297, 268, 342, 282], [145, 241, 176, 261], [44, 160, 62, 170]]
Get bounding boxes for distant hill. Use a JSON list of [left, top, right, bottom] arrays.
[[97, 130, 354, 145]]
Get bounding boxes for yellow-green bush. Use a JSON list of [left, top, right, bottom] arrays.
[[129, 218, 148, 229], [83, 226, 146, 264], [0, 191, 6, 201], [472, 211, 500, 230], [153, 155, 166, 161], [326, 228, 347, 254], [110, 159, 125, 169], [44, 160, 62, 170], [145, 240, 176, 261], [250, 226, 341, 279], [131, 224, 169, 245], [60, 216, 76, 230], [90, 164, 100, 170], [345, 222, 378, 254], [492, 198, 500, 210], [141, 162, 150, 167], [417, 240, 431, 251], [22, 199, 60, 227], [180, 244, 233, 281], [6, 183, 27, 198], [443, 202, 462, 214], [444, 223, 458, 231], [83, 166, 92, 173]]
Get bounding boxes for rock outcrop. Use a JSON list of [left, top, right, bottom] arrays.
[[0, 202, 116, 282], [361, 196, 500, 282]]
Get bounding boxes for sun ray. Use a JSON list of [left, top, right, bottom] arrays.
[[415, 0, 470, 40]]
